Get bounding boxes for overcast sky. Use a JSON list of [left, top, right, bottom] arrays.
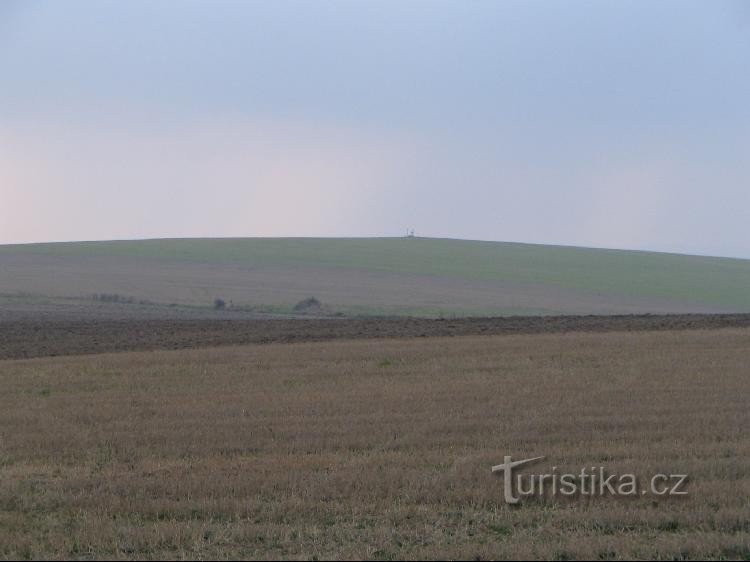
[[1, 0, 749, 257]]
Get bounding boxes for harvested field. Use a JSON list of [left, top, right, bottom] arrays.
[[1, 329, 748, 559], [3, 306, 750, 360]]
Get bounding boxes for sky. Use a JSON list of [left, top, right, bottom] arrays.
[[1, 0, 749, 257]]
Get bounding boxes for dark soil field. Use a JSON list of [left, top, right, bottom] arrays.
[[3, 300, 750, 360]]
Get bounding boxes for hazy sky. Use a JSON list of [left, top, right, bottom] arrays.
[[1, 0, 749, 257]]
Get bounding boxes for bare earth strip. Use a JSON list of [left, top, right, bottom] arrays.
[[0, 330, 748, 559], [4, 306, 750, 360]]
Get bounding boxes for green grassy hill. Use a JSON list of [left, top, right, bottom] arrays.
[[2, 237, 750, 316]]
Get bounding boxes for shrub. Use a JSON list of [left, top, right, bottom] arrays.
[[293, 297, 322, 312], [92, 293, 135, 304]]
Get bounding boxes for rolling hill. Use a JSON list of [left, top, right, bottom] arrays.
[[1, 237, 750, 317]]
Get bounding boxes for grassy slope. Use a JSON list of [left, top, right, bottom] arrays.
[[2, 237, 750, 310]]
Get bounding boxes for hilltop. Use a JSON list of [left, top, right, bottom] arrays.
[[1, 237, 749, 317]]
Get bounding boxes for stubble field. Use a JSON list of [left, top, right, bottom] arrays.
[[1, 328, 748, 560]]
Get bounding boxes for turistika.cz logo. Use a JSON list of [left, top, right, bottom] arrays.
[[491, 456, 688, 504]]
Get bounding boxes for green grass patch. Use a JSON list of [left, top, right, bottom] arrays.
[[3, 237, 750, 310]]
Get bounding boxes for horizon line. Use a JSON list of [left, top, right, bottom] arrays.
[[1, 235, 748, 262]]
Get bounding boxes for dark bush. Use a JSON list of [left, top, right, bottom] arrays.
[[92, 293, 135, 304], [293, 297, 322, 313]]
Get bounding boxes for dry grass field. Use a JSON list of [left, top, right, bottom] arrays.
[[1, 329, 749, 560]]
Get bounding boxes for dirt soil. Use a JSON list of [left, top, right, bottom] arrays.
[[3, 304, 750, 360]]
